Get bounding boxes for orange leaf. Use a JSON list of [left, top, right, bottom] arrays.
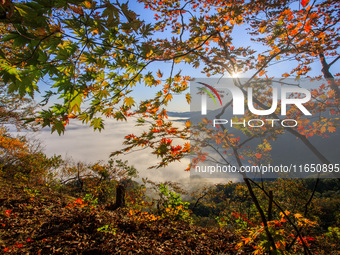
[[84, 1, 92, 8], [328, 126, 336, 133], [259, 70, 266, 77], [156, 70, 163, 78], [165, 93, 173, 102]]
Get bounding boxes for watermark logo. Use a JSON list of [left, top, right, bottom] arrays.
[[190, 78, 339, 180], [199, 82, 312, 116], [197, 82, 223, 107]]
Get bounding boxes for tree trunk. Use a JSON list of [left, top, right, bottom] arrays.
[[105, 182, 126, 211], [319, 53, 340, 101], [115, 182, 126, 208]]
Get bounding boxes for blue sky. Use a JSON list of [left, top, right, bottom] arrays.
[[34, 0, 340, 112]]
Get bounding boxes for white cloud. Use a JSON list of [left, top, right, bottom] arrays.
[[9, 116, 235, 186], [32, 118, 185, 183]]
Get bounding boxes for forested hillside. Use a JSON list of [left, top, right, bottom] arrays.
[[1, 131, 339, 254]]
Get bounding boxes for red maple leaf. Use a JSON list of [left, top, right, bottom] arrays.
[[301, 0, 309, 7]]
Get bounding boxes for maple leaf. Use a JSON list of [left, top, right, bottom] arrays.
[[84, 1, 92, 8], [304, 24, 311, 33], [215, 137, 222, 144], [294, 213, 303, 219], [198, 153, 207, 162], [156, 69, 163, 78], [164, 93, 173, 102], [124, 97, 135, 107], [242, 237, 251, 245], [301, 0, 309, 7], [185, 93, 191, 104], [259, 70, 266, 77], [328, 126, 336, 133], [255, 153, 262, 160]]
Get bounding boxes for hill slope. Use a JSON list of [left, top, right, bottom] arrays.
[[0, 180, 239, 254]]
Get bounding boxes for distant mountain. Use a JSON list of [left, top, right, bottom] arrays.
[[167, 111, 191, 118]]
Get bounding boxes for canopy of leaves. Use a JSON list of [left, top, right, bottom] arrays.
[[0, 0, 181, 134]]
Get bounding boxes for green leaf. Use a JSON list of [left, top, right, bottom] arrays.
[[69, 91, 83, 114], [1, 33, 20, 42], [90, 117, 104, 131], [51, 120, 65, 135]]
